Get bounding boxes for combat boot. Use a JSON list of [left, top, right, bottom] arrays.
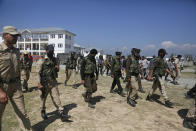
[[64, 81, 67, 86], [88, 102, 95, 108], [41, 109, 48, 120], [146, 95, 154, 102], [127, 98, 136, 107], [60, 111, 71, 122], [118, 90, 125, 97], [138, 87, 145, 93], [165, 100, 174, 108], [82, 93, 89, 102], [110, 89, 115, 93]]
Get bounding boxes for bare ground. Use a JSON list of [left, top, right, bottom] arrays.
[[2, 67, 195, 131]]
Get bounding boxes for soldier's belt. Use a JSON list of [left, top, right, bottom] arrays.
[[2, 77, 20, 84], [84, 73, 95, 77]]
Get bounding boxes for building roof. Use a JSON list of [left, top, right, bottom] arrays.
[[73, 43, 85, 49], [1, 27, 76, 36]]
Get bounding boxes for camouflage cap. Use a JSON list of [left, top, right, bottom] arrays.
[[3, 26, 20, 35]]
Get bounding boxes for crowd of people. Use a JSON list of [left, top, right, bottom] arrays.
[[0, 26, 195, 131]]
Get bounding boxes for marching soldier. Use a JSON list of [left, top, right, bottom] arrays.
[[0, 26, 32, 130], [81, 49, 98, 108], [126, 48, 144, 107], [37, 45, 70, 121], [146, 48, 175, 108], [110, 52, 124, 96], [21, 51, 32, 92], [64, 52, 77, 87]]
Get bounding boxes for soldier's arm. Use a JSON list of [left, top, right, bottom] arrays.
[[80, 59, 86, 80], [125, 57, 131, 78], [110, 58, 115, 76], [36, 59, 44, 87], [95, 60, 99, 79]]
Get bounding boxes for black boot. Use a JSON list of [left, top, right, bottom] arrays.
[[118, 90, 125, 97], [138, 87, 145, 93], [110, 88, 115, 93], [64, 81, 67, 86], [82, 93, 89, 102], [146, 95, 154, 102], [127, 98, 136, 107], [165, 100, 174, 108], [60, 111, 71, 122], [41, 109, 48, 120], [88, 98, 95, 108]]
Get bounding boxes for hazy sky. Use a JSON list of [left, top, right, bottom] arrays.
[[0, 0, 196, 56]]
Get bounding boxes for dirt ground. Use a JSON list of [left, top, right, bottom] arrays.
[[2, 67, 195, 131]]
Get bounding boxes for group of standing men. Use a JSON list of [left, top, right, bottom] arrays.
[[0, 25, 185, 131]]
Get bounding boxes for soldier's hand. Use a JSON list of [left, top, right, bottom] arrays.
[[96, 75, 98, 80], [81, 80, 85, 85], [38, 83, 43, 89], [111, 75, 114, 78], [0, 90, 8, 104]]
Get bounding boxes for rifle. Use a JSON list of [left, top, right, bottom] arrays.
[[40, 76, 47, 100]]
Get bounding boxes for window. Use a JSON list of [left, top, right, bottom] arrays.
[[58, 34, 63, 39], [50, 34, 55, 39], [66, 34, 68, 39], [65, 43, 71, 49], [58, 43, 63, 48], [69, 36, 71, 40]]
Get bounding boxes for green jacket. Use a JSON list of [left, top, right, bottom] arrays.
[[66, 56, 77, 69], [40, 57, 59, 81], [152, 56, 168, 77], [111, 56, 121, 76], [126, 55, 142, 77], [80, 55, 98, 80]]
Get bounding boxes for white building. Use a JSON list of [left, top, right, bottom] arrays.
[[0, 27, 76, 56]]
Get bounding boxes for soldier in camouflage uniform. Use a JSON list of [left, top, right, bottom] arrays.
[[37, 45, 70, 121], [64, 52, 77, 87], [98, 55, 104, 76], [81, 49, 98, 108], [146, 48, 175, 108], [110, 52, 124, 96], [20, 51, 32, 92], [0, 26, 32, 131], [126, 48, 144, 107]]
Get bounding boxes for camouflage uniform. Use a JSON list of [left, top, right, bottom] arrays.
[[0, 42, 32, 130], [110, 53, 123, 94], [20, 52, 32, 92], [37, 55, 64, 119], [147, 56, 169, 100], [81, 50, 98, 108], [65, 53, 77, 86], [126, 54, 142, 105]]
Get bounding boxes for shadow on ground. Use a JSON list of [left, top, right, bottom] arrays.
[[32, 103, 77, 131]]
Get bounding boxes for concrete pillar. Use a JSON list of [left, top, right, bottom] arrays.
[[39, 38, 41, 56]]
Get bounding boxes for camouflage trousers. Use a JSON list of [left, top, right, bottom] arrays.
[[148, 76, 168, 100], [65, 69, 77, 85], [126, 76, 138, 100], [21, 69, 30, 89], [84, 75, 97, 98], [41, 80, 64, 112], [0, 82, 32, 131]]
